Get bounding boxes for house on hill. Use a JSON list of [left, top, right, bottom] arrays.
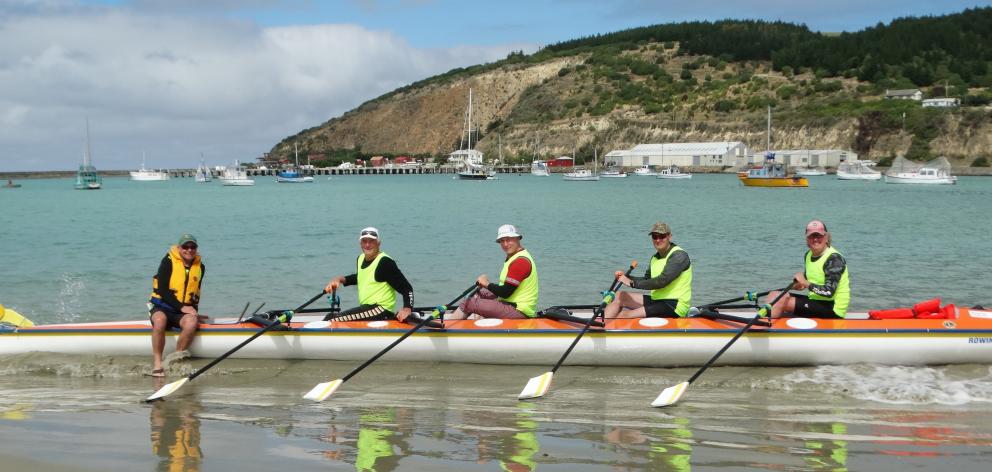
[[884, 89, 923, 101]]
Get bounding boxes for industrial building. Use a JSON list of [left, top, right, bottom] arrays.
[[604, 142, 749, 168]]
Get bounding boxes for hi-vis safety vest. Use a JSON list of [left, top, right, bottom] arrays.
[[648, 245, 692, 317], [499, 249, 539, 317], [357, 252, 396, 312], [150, 245, 202, 307], [805, 246, 850, 317]]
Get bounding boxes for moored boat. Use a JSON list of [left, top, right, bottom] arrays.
[[129, 153, 170, 181], [599, 168, 628, 178], [3, 306, 989, 367], [794, 166, 827, 176], [276, 143, 315, 183], [531, 160, 550, 176], [75, 119, 102, 190], [656, 165, 692, 179], [632, 165, 657, 176], [837, 160, 882, 180], [562, 168, 599, 181], [219, 161, 254, 186], [738, 152, 808, 187], [884, 156, 957, 185]]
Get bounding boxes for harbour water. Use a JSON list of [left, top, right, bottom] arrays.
[[2, 174, 992, 470]]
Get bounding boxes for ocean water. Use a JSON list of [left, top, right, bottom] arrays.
[[2, 174, 992, 470]]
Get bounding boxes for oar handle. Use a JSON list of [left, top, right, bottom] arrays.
[[595, 261, 638, 317]]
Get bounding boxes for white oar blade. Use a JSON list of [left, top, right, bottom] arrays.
[[145, 377, 189, 402], [651, 381, 689, 408], [303, 379, 343, 402], [518, 372, 554, 400]]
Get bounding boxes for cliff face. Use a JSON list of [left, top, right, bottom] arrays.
[[272, 43, 991, 166]]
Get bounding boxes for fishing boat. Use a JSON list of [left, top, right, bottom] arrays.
[[884, 156, 957, 185], [195, 158, 212, 183], [656, 165, 692, 179], [738, 152, 808, 187], [219, 161, 254, 186], [632, 165, 657, 176], [2, 305, 990, 367], [599, 168, 628, 178], [451, 89, 496, 181], [562, 168, 599, 181], [794, 167, 827, 177], [75, 119, 102, 190], [276, 143, 315, 183], [129, 153, 170, 181], [531, 160, 550, 176], [837, 160, 882, 181]]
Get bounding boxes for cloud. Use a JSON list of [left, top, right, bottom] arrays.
[[0, 5, 528, 171]]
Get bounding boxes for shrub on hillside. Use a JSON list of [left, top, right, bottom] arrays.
[[973, 156, 990, 167]]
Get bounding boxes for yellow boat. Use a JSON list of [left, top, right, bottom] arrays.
[[738, 152, 808, 187]]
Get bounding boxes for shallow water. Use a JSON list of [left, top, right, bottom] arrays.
[[2, 174, 992, 470]]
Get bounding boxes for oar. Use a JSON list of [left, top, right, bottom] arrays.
[[518, 261, 637, 400], [145, 290, 326, 402], [651, 281, 795, 408], [304, 283, 478, 402], [691, 290, 772, 311]]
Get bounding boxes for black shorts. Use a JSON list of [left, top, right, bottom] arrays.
[[324, 304, 394, 322], [641, 295, 679, 318], [149, 305, 188, 330], [792, 295, 840, 318]]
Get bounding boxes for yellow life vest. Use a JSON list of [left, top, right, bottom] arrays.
[[150, 246, 203, 307], [357, 252, 396, 312], [805, 246, 850, 317], [648, 245, 692, 317], [499, 249, 539, 317]]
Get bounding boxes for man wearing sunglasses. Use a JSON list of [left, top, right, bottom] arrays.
[[324, 227, 415, 323], [604, 221, 693, 318], [148, 234, 205, 377]]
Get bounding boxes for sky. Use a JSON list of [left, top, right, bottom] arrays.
[[1, 0, 989, 171]]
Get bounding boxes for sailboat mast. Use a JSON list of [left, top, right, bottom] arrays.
[[294, 142, 299, 167], [766, 105, 771, 152], [467, 88, 474, 150], [84, 118, 92, 167]]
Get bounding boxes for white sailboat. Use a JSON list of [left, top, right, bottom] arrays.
[[451, 89, 496, 181], [195, 156, 212, 183], [563, 148, 599, 181], [129, 152, 170, 181], [75, 118, 102, 190]]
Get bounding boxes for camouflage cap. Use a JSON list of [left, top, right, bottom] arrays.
[[648, 222, 670, 235]]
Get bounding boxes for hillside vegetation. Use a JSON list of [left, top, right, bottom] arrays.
[[270, 8, 992, 168]]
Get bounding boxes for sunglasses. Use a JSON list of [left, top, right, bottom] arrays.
[[360, 231, 378, 238], [806, 233, 826, 239], [181, 244, 198, 250], [651, 233, 669, 240]]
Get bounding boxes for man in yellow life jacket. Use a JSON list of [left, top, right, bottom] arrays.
[[769, 219, 850, 318], [605, 221, 693, 318], [324, 227, 415, 322], [449, 224, 539, 320], [149, 234, 205, 377]]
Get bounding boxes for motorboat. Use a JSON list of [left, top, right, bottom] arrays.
[[562, 168, 599, 181], [738, 152, 808, 188], [794, 167, 827, 177], [129, 153, 170, 181], [884, 156, 957, 185], [599, 168, 628, 178], [531, 160, 550, 176], [633, 165, 657, 176], [837, 160, 882, 181], [220, 161, 255, 186], [656, 165, 692, 179]]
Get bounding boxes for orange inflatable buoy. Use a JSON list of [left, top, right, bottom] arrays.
[[869, 308, 915, 319], [913, 298, 941, 316]]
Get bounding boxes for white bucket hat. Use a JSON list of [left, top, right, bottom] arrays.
[[495, 224, 522, 242]]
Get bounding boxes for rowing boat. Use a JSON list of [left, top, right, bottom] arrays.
[[3, 306, 991, 366]]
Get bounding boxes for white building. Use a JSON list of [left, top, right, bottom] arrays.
[[743, 149, 858, 168], [885, 89, 923, 101], [922, 98, 960, 108], [604, 142, 749, 168]]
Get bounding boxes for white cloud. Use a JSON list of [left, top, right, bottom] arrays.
[[0, 6, 528, 171]]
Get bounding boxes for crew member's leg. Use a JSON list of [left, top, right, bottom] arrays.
[[175, 312, 200, 353], [149, 310, 168, 374], [604, 291, 646, 318]]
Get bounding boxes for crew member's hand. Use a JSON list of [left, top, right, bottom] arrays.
[[792, 272, 809, 290], [396, 307, 412, 323], [324, 276, 345, 294], [476, 274, 489, 288], [617, 275, 633, 287]]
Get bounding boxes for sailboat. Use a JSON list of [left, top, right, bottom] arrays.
[[75, 119, 103, 190], [276, 143, 315, 183], [451, 89, 496, 180], [129, 152, 170, 181], [738, 107, 808, 188], [563, 148, 599, 181], [195, 155, 212, 183], [530, 135, 550, 176]]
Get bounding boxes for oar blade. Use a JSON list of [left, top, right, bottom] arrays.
[[518, 371, 554, 400], [303, 379, 343, 402], [651, 381, 689, 408], [145, 377, 189, 402]]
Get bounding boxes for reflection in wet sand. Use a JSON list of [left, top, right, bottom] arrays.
[[150, 391, 203, 472]]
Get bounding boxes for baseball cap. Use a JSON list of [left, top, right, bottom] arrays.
[[648, 221, 670, 235], [495, 224, 522, 241], [177, 233, 197, 246], [805, 220, 828, 236], [359, 227, 380, 241]]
